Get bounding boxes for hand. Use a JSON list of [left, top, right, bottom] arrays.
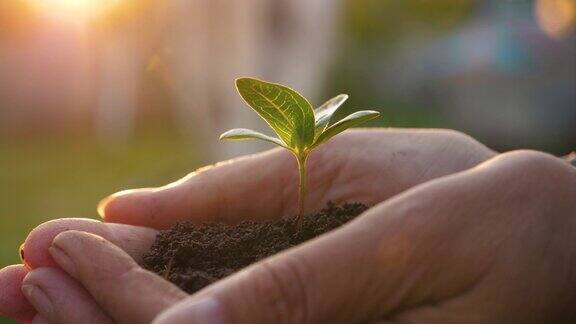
[[0, 129, 495, 321], [9, 150, 576, 323], [151, 151, 576, 323], [97, 128, 495, 229], [29, 150, 574, 324]]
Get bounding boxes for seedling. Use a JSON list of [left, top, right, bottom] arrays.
[[220, 77, 380, 226]]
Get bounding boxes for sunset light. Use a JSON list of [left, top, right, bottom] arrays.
[[27, 0, 122, 24], [0, 2, 575, 322]]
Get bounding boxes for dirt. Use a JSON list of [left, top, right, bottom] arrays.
[[142, 202, 368, 294]]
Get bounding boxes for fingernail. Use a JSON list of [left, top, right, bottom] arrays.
[[20, 243, 32, 270], [97, 195, 115, 218], [48, 246, 77, 278], [154, 297, 228, 324], [19, 244, 25, 262], [21, 285, 52, 316], [19, 243, 28, 264]]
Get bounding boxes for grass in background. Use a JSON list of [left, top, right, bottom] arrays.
[[0, 127, 200, 323]]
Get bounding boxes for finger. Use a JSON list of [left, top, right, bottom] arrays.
[[99, 147, 294, 229], [22, 267, 112, 324], [154, 151, 574, 324], [22, 218, 158, 269], [99, 129, 495, 229], [6, 219, 156, 322], [0, 265, 35, 321], [50, 230, 187, 323], [152, 204, 395, 324]]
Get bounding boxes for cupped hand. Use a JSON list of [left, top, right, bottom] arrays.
[[154, 150, 576, 323], [97, 128, 495, 228], [0, 129, 496, 321], [9, 150, 576, 324]]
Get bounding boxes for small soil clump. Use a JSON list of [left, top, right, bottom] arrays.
[[143, 202, 368, 294]]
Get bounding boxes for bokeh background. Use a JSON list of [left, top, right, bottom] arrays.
[[1, 0, 574, 321]]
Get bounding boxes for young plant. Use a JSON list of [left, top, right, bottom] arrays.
[[220, 77, 380, 226]]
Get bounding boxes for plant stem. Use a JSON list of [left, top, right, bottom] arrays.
[[296, 153, 308, 230]]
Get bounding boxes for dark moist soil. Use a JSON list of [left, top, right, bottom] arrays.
[[142, 202, 368, 294]]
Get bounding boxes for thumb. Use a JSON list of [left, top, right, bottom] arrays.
[[152, 207, 405, 324], [99, 148, 294, 229]]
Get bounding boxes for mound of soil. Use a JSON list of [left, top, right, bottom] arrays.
[[143, 202, 368, 294]]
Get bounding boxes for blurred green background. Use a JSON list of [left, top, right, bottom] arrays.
[[0, 126, 199, 265], [1, 0, 574, 322]]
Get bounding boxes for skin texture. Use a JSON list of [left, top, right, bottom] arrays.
[[1, 128, 494, 322], [0, 265, 35, 320], [4, 129, 575, 323]]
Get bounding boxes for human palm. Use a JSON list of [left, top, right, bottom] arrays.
[[0, 129, 497, 322], [98, 128, 495, 228]]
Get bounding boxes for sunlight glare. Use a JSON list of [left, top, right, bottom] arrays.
[[28, 0, 123, 25]]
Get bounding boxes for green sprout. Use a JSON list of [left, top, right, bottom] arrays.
[[220, 77, 380, 226]]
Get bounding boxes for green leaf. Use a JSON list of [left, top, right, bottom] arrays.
[[313, 110, 380, 147], [219, 128, 287, 148], [314, 94, 348, 139], [235, 78, 315, 152]]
